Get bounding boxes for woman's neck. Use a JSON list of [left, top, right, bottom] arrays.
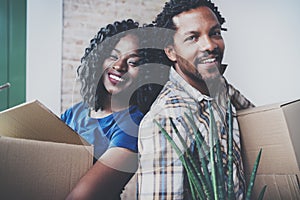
[[91, 95, 130, 118]]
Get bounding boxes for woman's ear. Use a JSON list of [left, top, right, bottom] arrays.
[[164, 45, 177, 62]]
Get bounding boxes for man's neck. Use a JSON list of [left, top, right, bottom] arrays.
[[174, 66, 210, 96]]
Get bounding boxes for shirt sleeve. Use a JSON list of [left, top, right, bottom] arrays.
[[137, 110, 188, 200], [228, 84, 255, 110], [108, 107, 143, 153], [60, 107, 73, 125], [109, 129, 138, 153]]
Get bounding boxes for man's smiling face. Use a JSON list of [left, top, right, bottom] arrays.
[[165, 6, 225, 90]]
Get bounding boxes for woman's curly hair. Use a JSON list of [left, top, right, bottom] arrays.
[[77, 19, 171, 113]]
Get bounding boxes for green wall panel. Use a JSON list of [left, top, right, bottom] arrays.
[[0, 0, 9, 111], [8, 0, 26, 108], [0, 0, 26, 111]]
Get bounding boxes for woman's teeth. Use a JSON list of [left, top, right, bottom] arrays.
[[109, 74, 124, 82]]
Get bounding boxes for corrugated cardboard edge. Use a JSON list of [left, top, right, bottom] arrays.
[[238, 99, 300, 199], [0, 136, 93, 200], [246, 174, 300, 200], [237, 99, 300, 116], [0, 99, 90, 146], [281, 100, 300, 173]]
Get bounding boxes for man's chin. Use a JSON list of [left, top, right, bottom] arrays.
[[202, 72, 222, 82]]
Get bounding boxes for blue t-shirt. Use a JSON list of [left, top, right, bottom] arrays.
[[61, 102, 143, 159]]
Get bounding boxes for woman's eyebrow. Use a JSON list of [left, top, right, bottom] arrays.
[[112, 48, 121, 54], [128, 52, 140, 57], [112, 49, 139, 57]]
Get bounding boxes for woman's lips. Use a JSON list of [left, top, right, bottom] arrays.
[[108, 73, 124, 85]]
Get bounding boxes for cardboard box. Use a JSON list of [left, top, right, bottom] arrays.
[[237, 99, 300, 199], [0, 100, 93, 199]]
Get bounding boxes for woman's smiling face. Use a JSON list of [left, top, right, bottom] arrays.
[[102, 34, 140, 95]]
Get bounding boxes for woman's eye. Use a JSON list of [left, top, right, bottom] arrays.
[[128, 61, 138, 67], [109, 54, 118, 60]]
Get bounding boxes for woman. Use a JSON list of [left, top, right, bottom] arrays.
[[61, 19, 168, 200]]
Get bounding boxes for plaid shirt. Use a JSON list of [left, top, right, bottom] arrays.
[[137, 68, 254, 200]]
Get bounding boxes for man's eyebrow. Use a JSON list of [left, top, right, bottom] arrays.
[[212, 24, 227, 31], [182, 24, 227, 36], [212, 24, 221, 30], [183, 30, 200, 36]]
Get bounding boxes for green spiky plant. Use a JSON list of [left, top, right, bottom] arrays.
[[154, 100, 267, 200]]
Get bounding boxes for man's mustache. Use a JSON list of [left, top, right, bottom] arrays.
[[194, 48, 221, 66]]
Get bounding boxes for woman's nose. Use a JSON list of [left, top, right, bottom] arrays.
[[112, 58, 127, 71]]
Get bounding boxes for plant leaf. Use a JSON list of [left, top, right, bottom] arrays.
[[208, 101, 218, 199], [169, 117, 210, 199], [245, 148, 263, 200], [184, 112, 213, 198], [153, 119, 205, 199], [227, 100, 234, 199], [257, 185, 267, 200]]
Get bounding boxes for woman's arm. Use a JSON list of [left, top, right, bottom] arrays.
[[65, 147, 138, 200]]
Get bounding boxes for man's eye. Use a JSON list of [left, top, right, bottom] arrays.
[[185, 35, 198, 42], [212, 30, 222, 37]]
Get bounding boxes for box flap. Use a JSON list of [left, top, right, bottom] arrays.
[[0, 100, 89, 145], [282, 100, 300, 171], [239, 107, 299, 174], [0, 136, 93, 199], [237, 99, 300, 116], [246, 174, 300, 199], [280, 99, 300, 107]]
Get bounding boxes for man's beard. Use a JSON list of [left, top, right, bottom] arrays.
[[176, 55, 222, 82], [176, 55, 225, 97]]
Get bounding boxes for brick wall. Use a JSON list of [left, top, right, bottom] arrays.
[[61, 0, 166, 199], [62, 0, 166, 112]]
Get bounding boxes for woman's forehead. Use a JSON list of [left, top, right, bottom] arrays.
[[113, 34, 140, 54]]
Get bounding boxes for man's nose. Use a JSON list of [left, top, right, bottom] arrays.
[[198, 36, 217, 53]]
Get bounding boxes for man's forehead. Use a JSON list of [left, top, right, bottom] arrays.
[[172, 6, 220, 32]]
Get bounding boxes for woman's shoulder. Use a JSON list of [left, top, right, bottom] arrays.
[[112, 105, 144, 126], [61, 101, 89, 122]]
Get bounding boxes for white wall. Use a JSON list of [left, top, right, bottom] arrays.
[[26, 0, 300, 113], [215, 0, 300, 106], [26, 0, 62, 115]]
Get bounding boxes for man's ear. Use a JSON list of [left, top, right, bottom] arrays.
[[164, 45, 177, 62]]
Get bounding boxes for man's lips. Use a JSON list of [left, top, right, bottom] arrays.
[[198, 57, 218, 64], [194, 56, 220, 73]]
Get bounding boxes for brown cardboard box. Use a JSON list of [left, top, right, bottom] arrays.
[[0, 100, 93, 199], [237, 99, 300, 199]]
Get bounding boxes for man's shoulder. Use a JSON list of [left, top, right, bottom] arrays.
[[144, 81, 197, 121], [154, 81, 194, 106]]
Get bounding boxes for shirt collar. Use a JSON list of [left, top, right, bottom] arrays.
[[169, 67, 213, 102]]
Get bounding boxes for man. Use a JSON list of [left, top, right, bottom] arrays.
[[137, 0, 254, 199]]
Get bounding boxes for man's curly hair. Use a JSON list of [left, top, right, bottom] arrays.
[[154, 0, 225, 30], [77, 19, 170, 113]]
